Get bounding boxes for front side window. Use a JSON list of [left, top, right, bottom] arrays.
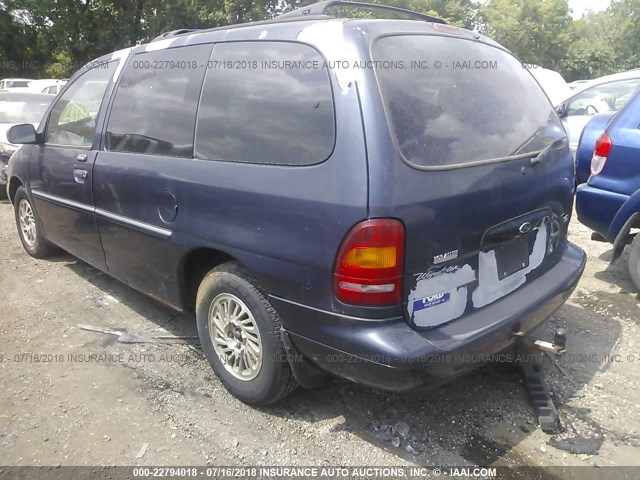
[[47, 63, 117, 147], [195, 41, 335, 166], [567, 79, 640, 116], [105, 45, 211, 158]]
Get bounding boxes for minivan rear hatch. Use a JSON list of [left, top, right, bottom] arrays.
[[368, 32, 573, 329]]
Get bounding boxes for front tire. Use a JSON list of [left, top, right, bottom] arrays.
[[13, 186, 55, 258], [195, 262, 297, 405], [629, 234, 640, 293]]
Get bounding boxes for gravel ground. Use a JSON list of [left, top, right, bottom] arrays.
[[0, 198, 639, 476]]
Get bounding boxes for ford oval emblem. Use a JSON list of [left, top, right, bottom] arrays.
[[519, 222, 532, 234]]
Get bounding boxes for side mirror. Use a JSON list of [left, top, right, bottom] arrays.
[[555, 102, 568, 119], [7, 124, 39, 144]]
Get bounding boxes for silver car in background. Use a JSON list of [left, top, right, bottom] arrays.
[[555, 69, 640, 158]]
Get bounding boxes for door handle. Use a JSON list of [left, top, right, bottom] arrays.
[[73, 168, 88, 181], [76, 153, 88, 162]]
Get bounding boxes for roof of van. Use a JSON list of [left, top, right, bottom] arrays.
[[84, 3, 504, 79], [145, 18, 496, 53], [151, 0, 447, 41]]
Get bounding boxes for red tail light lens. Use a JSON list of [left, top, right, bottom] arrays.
[[334, 219, 405, 306], [591, 133, 612, 176]]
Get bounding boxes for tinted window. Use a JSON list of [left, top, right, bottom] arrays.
[[106, 45, 211, 158], [373, 36, 564, 168], [195, 42, 334, 165], [567, 79, 640, 116], [47, 63, 117, 146]]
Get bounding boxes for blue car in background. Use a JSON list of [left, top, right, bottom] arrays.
[[576, 91, 640, 291]]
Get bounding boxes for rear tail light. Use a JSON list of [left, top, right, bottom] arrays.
[[334, 219, 405, 306], [591, 133, 612, 176]]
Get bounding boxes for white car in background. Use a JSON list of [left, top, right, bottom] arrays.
[[528, 66, 572, 107], [0, 78, 35, 91], [555, 69, 640, 158], [2, 79, 68, 95], [24, 79, 68, 95]]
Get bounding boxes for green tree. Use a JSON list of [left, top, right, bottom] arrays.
[[0, 1, 45, 78], [565, 0, 640, 80], [479, 0, 572, 70]]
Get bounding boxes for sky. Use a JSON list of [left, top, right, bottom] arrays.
[[568, 0, 611, 18]]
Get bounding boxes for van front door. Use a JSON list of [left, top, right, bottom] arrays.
[[29, 62, 117, 270]]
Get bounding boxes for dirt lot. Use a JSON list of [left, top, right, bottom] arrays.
[[0, 198, 639, 476]]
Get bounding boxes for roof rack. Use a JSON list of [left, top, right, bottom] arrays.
[[152, 1, 445, 42], [153, 29, 199, 41], [278, 0, 446, 23], [152, 15, 335, 42]]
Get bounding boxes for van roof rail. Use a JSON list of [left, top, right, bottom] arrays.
[[151, 15, 332, 42], [278, 0, 446, 24], [152, 29, 199, 41]]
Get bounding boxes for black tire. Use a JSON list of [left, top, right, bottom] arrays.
[[629, 234, 640, 293], [195, 262, 297, 405], [13, 186, 56, 259]]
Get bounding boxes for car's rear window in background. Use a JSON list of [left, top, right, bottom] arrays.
[[373, 35, 564, 168], [195, 41, 335, 166]]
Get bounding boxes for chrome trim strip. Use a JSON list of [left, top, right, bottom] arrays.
[[31, 190, 95, 213], [31, 189, 172, 239], [95, 208, 172, 238], [268, 294, 402, 323]]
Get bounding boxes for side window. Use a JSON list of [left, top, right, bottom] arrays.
[[195, 42, 335, 166], [568, 79, 640, 116], [105, 45, 211, 158], [47, 62, 117, 146]]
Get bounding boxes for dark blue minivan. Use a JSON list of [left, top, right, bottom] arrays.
[[5, 1, 585, 404]]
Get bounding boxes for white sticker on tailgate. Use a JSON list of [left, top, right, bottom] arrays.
[[408, 264, 476, 328]]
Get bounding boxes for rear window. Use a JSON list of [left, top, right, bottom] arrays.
[[373, 35, 564, 168]]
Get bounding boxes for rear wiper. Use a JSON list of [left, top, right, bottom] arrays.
[[530, 138, 566, 166]]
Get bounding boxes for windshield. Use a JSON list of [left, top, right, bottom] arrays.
[[373, 35, 565, 168], [0, 94, 51, 124]]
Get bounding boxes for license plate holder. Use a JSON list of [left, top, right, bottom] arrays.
[[495, 235, 531, 280]]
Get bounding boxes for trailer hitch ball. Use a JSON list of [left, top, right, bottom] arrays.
[[554, 328, 567, 351], [513, 327, 568, 357]]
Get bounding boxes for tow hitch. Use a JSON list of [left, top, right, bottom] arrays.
[[513, 328, 567, 357], [513, 328, 567, 434]]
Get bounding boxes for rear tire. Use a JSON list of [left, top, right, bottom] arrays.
[[629, 234, 640, 293], [13, 186, 56, 259], [195, 262, 297, 405]]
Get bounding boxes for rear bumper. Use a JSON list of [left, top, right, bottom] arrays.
[[271, 243, 586, 391], [576, 184, 628, 241]]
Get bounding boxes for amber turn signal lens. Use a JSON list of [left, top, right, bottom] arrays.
[[342, 246, 397, 269]]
